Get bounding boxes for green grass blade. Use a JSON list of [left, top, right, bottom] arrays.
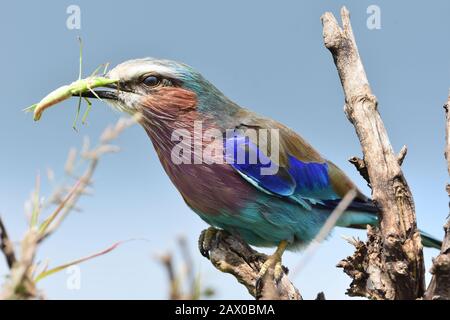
[[38, 180, 81, 235], [30, 173, 41, 228], [34, 241, 125, 283]]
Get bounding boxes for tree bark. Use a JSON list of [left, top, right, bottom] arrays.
[[322, 7, 425, 299], [424, 93, 450, 300]]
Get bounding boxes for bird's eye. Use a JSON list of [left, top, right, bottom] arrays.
[[143, 75, 160, 87]]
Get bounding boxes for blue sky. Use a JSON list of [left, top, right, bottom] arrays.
[[0, 0, 449, 299]]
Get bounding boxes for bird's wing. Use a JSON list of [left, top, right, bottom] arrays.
[[226, 110, 371, 211]]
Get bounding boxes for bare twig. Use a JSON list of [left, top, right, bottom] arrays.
[[322, 7, 425, 299], [157, 253, 181, 300], [349, 146, 407, 187], [177, 236, 195, 292], [157, 236, 214, 300], [397, 145, 408, 166], [348, 157, 370, 185], [0, 216, 16, 269]]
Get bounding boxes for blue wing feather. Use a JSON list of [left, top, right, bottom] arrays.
[[224, 134, 337, 206], [225, 134, 296, 196]]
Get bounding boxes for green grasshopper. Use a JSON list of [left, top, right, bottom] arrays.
[[26, 37, 118, 130]]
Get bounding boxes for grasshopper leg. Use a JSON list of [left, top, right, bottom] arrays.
[[87, 86, 104, 102], [72, 93, 82, 131], [81, 97, 92, 125], [81, 85, 100, 125]]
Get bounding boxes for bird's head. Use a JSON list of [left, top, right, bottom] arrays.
[[86, 58, 236, 122]]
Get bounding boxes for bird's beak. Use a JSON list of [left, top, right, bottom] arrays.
[[72, 67, 142, 115], [74, 82, 120, 100]]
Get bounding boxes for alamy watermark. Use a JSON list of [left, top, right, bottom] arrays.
[[66, 5, 81, 30], [367, 5, 381, 30], [170, 121, 280, 176], [66, 265, 81, 290]]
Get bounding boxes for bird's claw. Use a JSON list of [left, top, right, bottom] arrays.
[[198, 227, 218, 259], [273, 262, 284, 284], [254, 254, 286, 298]]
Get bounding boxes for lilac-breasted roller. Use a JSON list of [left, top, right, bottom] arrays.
[[82, 58, 441, 282]]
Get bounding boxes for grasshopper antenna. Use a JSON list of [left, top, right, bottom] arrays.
[[89, 62, 110, 77], [77, 36, 83, 80], [73, 36, 83, 131], [103, 62, 110, 75]]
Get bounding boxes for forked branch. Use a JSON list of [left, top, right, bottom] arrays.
[[322, 7, 425, 299]]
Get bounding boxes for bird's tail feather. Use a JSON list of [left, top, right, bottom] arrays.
[[332, 200, 443, 249], [419, 230, 442, 250]]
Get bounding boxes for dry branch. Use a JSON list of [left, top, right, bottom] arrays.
[[198, 228, 302, 300], [424, 93, 450, 300], [322, 7, 425, 299]]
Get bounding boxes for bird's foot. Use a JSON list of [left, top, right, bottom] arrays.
[[255, 255, 284, 293], [198, 227, 219, 259], [255, 240, 289, 298]]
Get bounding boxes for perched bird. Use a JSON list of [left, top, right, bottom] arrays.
[[83, 58, 441, 282]]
